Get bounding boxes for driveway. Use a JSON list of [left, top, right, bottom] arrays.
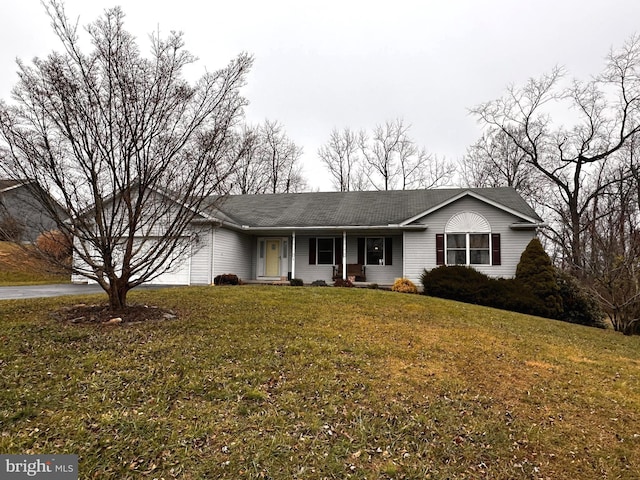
[[0, 284, 173, 300]]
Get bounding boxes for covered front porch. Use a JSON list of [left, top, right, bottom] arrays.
[[253, 229, 410, 285]]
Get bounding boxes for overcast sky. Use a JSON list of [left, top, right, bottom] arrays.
[[2, 1, 640, 191]]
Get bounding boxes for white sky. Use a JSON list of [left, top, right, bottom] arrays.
[[1, 1, 639, 191]]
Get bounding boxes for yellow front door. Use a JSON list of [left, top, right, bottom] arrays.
[[265, 239, 281, 277]]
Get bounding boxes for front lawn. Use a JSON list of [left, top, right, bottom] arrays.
[[0, 286, 638, 479]]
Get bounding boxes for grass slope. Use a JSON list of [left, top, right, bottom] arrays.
[[0, 241, 68, 285], [0, 286, 639, 479]]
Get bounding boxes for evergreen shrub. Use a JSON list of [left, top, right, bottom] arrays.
[[516, 238, 563, 319], [420, 239, 605, 327]]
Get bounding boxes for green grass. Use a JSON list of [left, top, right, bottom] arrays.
[[0, 241, 69, 285], [1, 286, 639, 479]]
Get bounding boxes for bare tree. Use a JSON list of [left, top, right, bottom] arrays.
[[0, 2, 252, 309], [471, 34, 640, 273], [224, 125, 269, 194], [584, 160, 640, 334], [260, 120, 305, 193], [222, 120, 307, 195], [318, 127, 361, 191], [354, 118, 453, 191], [461, 127, 534, 189]]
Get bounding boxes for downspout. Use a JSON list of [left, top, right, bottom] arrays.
[[343, 231, 347, 280], [291, 231, 296, 280]]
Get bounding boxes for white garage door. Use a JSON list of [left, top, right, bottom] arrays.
[[141, 237, 191, 285], [78, 237, 192, 285], [151, 250, 191, 285]]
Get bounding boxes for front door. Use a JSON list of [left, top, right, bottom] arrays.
[[265, 239, 281, 277]]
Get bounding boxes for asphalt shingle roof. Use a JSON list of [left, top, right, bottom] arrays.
[[206, 187, 542, 228]]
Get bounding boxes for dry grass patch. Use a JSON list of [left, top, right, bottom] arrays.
[[0, 241, 68, 285]]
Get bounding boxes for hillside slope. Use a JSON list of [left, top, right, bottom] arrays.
[[0, 241, 68, 285], [0, 286, 638, 479]]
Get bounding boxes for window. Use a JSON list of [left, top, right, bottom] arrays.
[[446, 234, 466, 265], [317, 238, 334, 264], [357, 237, 392, 266], [438, 212, 499, 267], [469, 234, 490, 264], [446, 233, 489, 265], [309, 237, 342, 265], [366, 238, 384, 265]]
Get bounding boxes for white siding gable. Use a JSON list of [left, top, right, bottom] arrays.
[[404, 196, 537, 285]]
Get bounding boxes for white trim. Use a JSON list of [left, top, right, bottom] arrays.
[[400, 190, 540, 226], [0, 181, 29, 194], [402, 231, 407, 279], [231, 224, 428, 232], [256, 236, 288, 279], [342, 231, 347, 280], [291, 232, 296, 279], [510, 222, 546, 229]]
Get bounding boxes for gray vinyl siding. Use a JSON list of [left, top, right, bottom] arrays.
[[294, 234, 403, 285], [0, 186, 58, 242], [294, 235, 335, 283], [213, 227, 253, 281], [189, 227, 213, 285], [404, 197, 537, 285]]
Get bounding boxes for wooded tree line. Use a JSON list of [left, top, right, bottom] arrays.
[[463, 35, 640, 335]]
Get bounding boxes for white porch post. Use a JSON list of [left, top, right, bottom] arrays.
[[291, 231, 296, 280], [342, 230, 347, 280]]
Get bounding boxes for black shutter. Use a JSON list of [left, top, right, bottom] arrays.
[[309, 238, 316, 265], [334, 237, 343, 265], [436, 234, 445, 265], [357, 238, 365, 265], [385, 237, 393, 266], [491, 233, 501, 266]]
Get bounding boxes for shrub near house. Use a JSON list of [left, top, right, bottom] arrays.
[[421, 239, 603, 327], [392, 278, 418, 294]]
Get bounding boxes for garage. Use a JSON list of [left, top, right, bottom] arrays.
[[137, 237, 191, 285], [75, 237, 192, 286], [150, 250, 191, 285]]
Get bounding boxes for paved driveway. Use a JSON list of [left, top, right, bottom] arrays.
[[0, 284, 174, 300]]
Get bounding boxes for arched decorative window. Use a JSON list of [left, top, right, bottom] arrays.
[[436, 212, 499, 266]]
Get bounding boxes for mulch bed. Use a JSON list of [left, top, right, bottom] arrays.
[[52, 303, 178, 325]]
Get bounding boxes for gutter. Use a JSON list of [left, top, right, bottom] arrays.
[[191, 217, 428, 232], [510, 222, 546, 230], [236, 224, 428, 232]]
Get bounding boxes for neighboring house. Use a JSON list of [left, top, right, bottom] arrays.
[[73, 187, 544, 286], [0, 179, 60, 242]]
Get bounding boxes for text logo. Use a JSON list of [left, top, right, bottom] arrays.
[[0, 455, 77, 479]]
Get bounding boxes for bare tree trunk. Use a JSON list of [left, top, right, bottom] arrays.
[[108, 278, 129, 311]]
